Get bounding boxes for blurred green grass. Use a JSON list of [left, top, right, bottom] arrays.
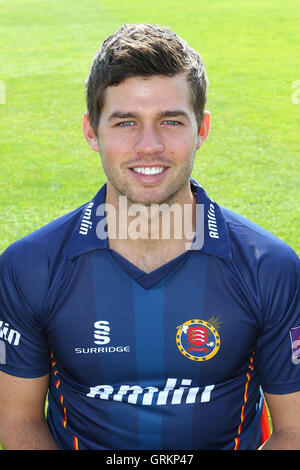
[[0, 0, 299, 255], [0, 0, 299, 449]]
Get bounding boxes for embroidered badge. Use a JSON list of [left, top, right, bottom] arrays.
[[289, 326, 300, 363], [176, 316, 221, 362]]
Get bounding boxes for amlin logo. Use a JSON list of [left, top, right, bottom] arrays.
[[87, 378, 215, 405], [79, 202, 94, 235], [0, 321, 21, 346], [0, 320, 21, 365]]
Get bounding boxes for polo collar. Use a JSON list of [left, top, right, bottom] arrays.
[[68, 178, 232, 262]]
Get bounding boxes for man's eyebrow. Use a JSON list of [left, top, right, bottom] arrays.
[[107, 110, 190, 121], [158, 110, 189, 119], [107, 111, 137, 121]]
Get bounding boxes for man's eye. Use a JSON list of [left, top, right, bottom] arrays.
[[162, 120, 181, 126], [117, 121, 135, 127]]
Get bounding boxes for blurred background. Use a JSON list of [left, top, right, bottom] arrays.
[[0, 0, 299, 254]]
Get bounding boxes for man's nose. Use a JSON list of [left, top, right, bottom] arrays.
[[134, 124, 165, 156]]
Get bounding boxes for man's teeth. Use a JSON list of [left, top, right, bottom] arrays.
[[132, 167, 165, 175]]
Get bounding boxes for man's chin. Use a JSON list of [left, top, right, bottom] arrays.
[[107, 177, 191, 207], [125, 190, 178, 207]]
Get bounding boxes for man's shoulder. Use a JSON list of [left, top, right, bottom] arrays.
[[221, 205, 299, 274], [0, 203, 86, 269]]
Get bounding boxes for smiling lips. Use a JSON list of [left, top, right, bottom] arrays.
[[129, 165, 168, 183], [132, 166, 165, 175]]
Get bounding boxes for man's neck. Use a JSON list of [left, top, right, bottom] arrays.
[[105, 184, 197, 272]]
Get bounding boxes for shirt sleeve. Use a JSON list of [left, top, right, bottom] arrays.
[[255, 243, 300, 394], [0, 241, 50, 378]]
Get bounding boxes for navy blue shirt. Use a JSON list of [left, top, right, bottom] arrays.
[[0, 179, 299, 450]]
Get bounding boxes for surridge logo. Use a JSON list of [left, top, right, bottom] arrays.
[[94, 320, 110, 345], [74, 320, 131, 354]]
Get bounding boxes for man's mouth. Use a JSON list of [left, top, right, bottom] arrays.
[[128, 165, 169, 184], [131, 166, 165, 175]]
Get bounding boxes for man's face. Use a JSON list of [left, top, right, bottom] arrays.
[[84, 73, 210, 206]]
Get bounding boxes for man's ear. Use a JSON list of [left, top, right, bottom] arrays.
[[196, 110, 211, 150], [82, 112, 100, 152]]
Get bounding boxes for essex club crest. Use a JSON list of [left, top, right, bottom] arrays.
[[176, 317, 221, 361]]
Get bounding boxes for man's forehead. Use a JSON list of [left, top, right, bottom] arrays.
[[102, 74, 194, 115], [106, 109, 191, 121]]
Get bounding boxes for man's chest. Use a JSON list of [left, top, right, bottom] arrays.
[[46, 250, 260, 391]]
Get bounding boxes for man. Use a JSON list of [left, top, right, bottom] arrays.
[[0, 23, 299, 451]]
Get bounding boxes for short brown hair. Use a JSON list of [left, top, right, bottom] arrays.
[[85, 23, 208, 134]]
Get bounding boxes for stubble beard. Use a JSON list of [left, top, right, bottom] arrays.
[[98, 145, 197, 209]]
